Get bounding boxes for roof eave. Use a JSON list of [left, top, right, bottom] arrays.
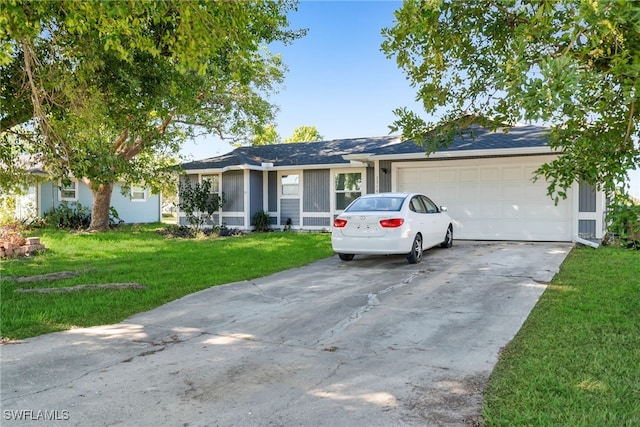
[[182, 161, 363, 174], [345, 146, 557, 162]]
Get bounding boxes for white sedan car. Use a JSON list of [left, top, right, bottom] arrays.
[[331, 192, 453, 264]]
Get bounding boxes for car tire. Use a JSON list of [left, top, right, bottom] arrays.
[[338, 253, 355, 261], [440, 226, 453, 248], [406, 234, 423, 264]]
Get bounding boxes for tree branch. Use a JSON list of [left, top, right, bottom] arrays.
[[113, 129, 130, 153], [21, 38, 70, 163], [624, 97, 635, 150], [117, 110, 176, 161]]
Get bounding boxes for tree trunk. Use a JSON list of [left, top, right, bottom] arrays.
[[88, 183, 114, 231]]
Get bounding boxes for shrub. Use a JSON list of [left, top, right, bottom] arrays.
[[157, 225, 198, 238], [157, 224, 243, 239], [219, 226, 244, 237], [252, 210, 272, 232], [178, 179, 225, 231], [43, 202, 123, 230], [605, 193, 640, 249], [44, 201, 91, 229]]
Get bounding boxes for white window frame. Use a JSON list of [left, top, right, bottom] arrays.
[[130, 185, 147, 202], [280, 172, 301, 199], [200, 174, 221, 198], [200, 174, 222, 218], [58, 180, 79, 202], [333, 170, 364, 211]]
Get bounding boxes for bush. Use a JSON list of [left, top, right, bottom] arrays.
[[252, 210, 272, 232], [43, 202, 123, 230], [178, 179, 225, 231], [157, 225, 198, 238], [219, 226, 244, 237], [605, 193, 640, 249], [157, 224, 244, 239], [44, 201, 91, 229]]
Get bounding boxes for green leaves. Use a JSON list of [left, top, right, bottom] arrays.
[[284, 125, 323, 143], [1, 0, 303, 226], [381, 0, 640, 201], [178, 178, 224, 231]]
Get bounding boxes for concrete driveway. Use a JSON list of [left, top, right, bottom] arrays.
[[1, 241, 571, 426]]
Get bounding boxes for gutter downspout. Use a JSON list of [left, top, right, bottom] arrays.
[[574, 236, 599, 248]]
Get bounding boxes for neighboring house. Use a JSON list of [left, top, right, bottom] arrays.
[[180, 124, 605, 244], [14, 176, 161, 224]]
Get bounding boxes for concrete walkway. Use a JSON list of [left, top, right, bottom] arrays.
[[1, 241, 572, 426]]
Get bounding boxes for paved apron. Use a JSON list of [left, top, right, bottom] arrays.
[[1, 241, 572, 426]]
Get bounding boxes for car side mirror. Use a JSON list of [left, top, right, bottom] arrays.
[[440, 206, 448, 212]]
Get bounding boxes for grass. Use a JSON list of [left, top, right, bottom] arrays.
[[3, 226, 639, 425], [0, 223, 333, 339], [482, 246, 640, 426]]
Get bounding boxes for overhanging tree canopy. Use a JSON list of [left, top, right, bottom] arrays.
[[284, 125, 323, 143], [1, 0, 303, 230], [381, 0, 640, 201]]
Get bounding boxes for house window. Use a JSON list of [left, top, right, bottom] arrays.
[[281, 174, 299, 197], [59, 181, 78, 201], [335, 172, 362, 210], [130, 185, 147, 202], [201, 174, 221, 209], [201, 175, 220, 195]]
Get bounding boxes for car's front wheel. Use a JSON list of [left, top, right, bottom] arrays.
[[440, 225, 453, 248], [406, 234, 423, 264], [338, 253, 355, 261]]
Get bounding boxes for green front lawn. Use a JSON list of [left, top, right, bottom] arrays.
[[483, 246, 640, 426], [0, 224, 333, 339]]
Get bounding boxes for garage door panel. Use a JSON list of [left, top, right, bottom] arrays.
[[420, 170, 438, 182], [524, 202, 572, 219], [479, 185, 499, 199], [524, 166, 541, 176], [459, 169, 478, 182], [439, 170, 457, 181], [478, 203, 501, 217], [445, 202, 475, 219], [502, 167, 523, 181], [479, 168, 500, 181], [501, 203, 522, 218], [502, 183, 524, 199], [524, 182, 550, 197], [397, 160, 573, 241], [438, 183, 459, 199], [518, 221, 570, 239], [459, 183, 478, 201]]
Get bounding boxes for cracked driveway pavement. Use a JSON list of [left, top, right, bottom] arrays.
[[1, 241, 572, 426]]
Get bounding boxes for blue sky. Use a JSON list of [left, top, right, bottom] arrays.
[[180, 0, 415, 159], [179, 0, 639, 198]]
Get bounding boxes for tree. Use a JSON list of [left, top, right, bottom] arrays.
[[252, 124, 282, 146], [381, 0, 640, 201], [178, 178, 224, 232], [284, 125, 324, 143], [1, 0, 304, 230]]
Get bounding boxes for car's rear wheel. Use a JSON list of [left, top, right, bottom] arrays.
[[440, 225, 453, 248], [338, 253, 355, 261], [406, 234, 423, 264]]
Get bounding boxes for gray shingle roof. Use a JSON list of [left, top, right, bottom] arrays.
[[182, 124, 548, 170]]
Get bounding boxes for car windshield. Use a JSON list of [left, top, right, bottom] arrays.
[[346, 196, 405, 212]]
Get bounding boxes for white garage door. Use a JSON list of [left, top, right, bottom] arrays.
[[396, 157, 573, 241]]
